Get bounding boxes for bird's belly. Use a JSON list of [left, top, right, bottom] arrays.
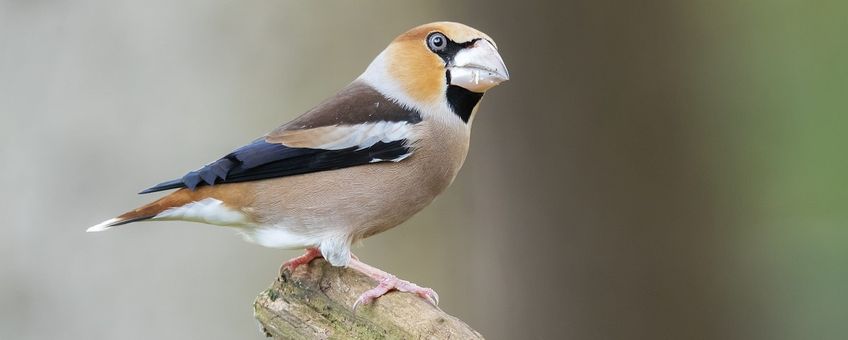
[[237, 225, 327, 249], [243, 157, 454, 245], [238, 120, 469, 249]]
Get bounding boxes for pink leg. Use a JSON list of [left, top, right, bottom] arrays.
[[279, 247, 322, 275], [347, 257, 439, 310]]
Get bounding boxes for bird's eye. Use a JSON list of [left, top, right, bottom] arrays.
[[427, 32, 447, 52]]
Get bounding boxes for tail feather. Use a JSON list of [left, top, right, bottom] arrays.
[[87, 189, 194, 232], [86, 216, 154, 232]]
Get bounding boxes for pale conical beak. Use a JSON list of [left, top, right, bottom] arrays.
[[448, 40, 510, 93]]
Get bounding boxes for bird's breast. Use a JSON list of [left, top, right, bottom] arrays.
[[245, 119, 471, 241]]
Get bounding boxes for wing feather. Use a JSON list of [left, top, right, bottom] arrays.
[[140, 82, 421, 194]]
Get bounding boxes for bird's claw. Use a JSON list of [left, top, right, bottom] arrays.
[[352, 276, 439, 311], [279, 248, 322, 276]]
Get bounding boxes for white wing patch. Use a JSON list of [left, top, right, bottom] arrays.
[[153, 198, 252, 227], [317, 121, 412, 150], [273, 121, 415, 151]]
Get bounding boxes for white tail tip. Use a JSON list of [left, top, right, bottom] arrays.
[[86, 218, 121, 232]]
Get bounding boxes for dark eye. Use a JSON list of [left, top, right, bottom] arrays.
[[427, 32, 447, 52]]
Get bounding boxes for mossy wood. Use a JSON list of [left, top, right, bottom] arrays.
[[254, 259, 484, 339]]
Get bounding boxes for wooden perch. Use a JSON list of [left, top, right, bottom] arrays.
[[253, 259, 485, 339]]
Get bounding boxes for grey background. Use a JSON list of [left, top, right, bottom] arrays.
[[3, 1, 847, 339]]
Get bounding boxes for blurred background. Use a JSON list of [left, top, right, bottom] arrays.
[[1, 1, 846, 339]]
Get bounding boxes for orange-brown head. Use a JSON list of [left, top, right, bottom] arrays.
[[359, 22, 509, 123]]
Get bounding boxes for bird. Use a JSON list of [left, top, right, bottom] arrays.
[[88, 21, 509, 308]]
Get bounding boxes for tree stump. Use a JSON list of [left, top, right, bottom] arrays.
[[253, 259, 485, 339]]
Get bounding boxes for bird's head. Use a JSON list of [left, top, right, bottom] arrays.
[[359, 22, 509, 123]]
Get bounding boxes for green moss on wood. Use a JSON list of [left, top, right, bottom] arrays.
[[253, 259, 484, 339]]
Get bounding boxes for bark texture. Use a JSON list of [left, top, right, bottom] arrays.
[[254, 259, 484, 339]]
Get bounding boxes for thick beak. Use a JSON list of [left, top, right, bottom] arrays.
[[448, 40, 510, 93]]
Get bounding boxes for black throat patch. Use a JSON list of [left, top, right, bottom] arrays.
[[434, 37, 484, 123], [446, 84, 484, 123]]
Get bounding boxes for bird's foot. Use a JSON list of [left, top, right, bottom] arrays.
[[279, 247, 322, 275], [352, 275, 439, 310], [347, 257, 439, 310]]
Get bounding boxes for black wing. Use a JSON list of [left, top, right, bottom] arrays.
[[139, 138, 411, 194], [139, 81, 421, 194]]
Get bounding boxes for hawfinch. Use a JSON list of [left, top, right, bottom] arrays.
[[89, 22, 509, 307]]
